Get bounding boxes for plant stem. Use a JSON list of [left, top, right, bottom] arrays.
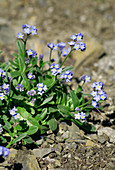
[[60, 49, 74, 68], [78, 98, 93, 108], [49, 49, 53, 66]]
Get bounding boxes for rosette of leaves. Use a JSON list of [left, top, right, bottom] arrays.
[[0, 32, 97, 149]]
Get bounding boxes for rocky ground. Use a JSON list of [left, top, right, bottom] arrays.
[[0, 0, 115, 169]]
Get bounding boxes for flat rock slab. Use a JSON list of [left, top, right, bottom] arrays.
[[32, 148, 55, 158], [72, 38, 105, 69]]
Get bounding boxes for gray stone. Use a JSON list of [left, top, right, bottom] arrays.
[[54, 144, 63, 155], [0, 25, 15, 46], [32, 148, 55, 158], [98, 127, 115, 143], [68, 122, 81, 139], [98, 134, 109, 144]]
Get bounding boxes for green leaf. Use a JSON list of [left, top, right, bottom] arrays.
[[48, 118, 57, 131], [16, 40, 25, 58], [62, 66, 74, 72], [12, 95, 24, 100], [9, 60, 18, 68], [43, 75, 55, 87], [0, 100, 3, 106], [57, 105, 70, 117], [38, 96, 53, 107], [0, 136, 7, 143], [49, 107, 57, 113], [76, 85, 82, 93], [27, 126, 38, 135], [70, 90, 79, 108], [23, 136, 33, 144], [21, 73, 29, 90], [17, 107, 41, 128], [10, 71, 21, 78], [12, 133, 27, 144]]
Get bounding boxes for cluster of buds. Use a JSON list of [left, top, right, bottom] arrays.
[[16, 84, 24, 92]]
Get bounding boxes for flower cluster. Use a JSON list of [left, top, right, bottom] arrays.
[[27, 89, 36, 96], [60, 70, 73, 82], [0, 68, 6, 78], [74, 112, 86, 121], [70, 33, 86, 51], [16, 84, 24, 92], [10, 107, 20, 120], [37, 83, 47, 95], [0, 146, 10, 157], [91, 82, 107, 108], [0, 124, 3, 133], [50, 63, 62, 76], [26, 49, 37, 58], [17, 24, 37, 39], [27, 73, 35, 79]]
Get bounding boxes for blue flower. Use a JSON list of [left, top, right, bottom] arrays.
[[98, 90, 105, 95], [68, 41, 75, 46], [13, 113, 20, 120], [17, 32, 24, 39], [27, 73, 35, 79], [80, 112, 86, 120], [73, 44, 80, 50], [100, 94, 107, 100], [47, 43, 55, 49], [91, 100, 98, 108], [84, 75, 91, 82], [79, 42, 86, 51], [90, 91, 97, 97], [23, 27, 31, 34], [22, 24, 31, 29], [70, 34, 77, 41], [57, 42, 66, 50], [0, 69, 6, 78], [30, 27, 37, 35], [61, 49, 69, 56], [75, 113, 81, 119], [26, 49, 33, 56], [93, 95, 101, 102], [10, 107, 18, 116], [0, 93, 5, 100], [0, 146, 10, 157], [76, 33, 83, 41], [91, 82, 97, 88], [2, 83, 10, 91], [95, 83, 103, 91]]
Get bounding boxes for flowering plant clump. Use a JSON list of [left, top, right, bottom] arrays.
[[0, 24, 107, 157]]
